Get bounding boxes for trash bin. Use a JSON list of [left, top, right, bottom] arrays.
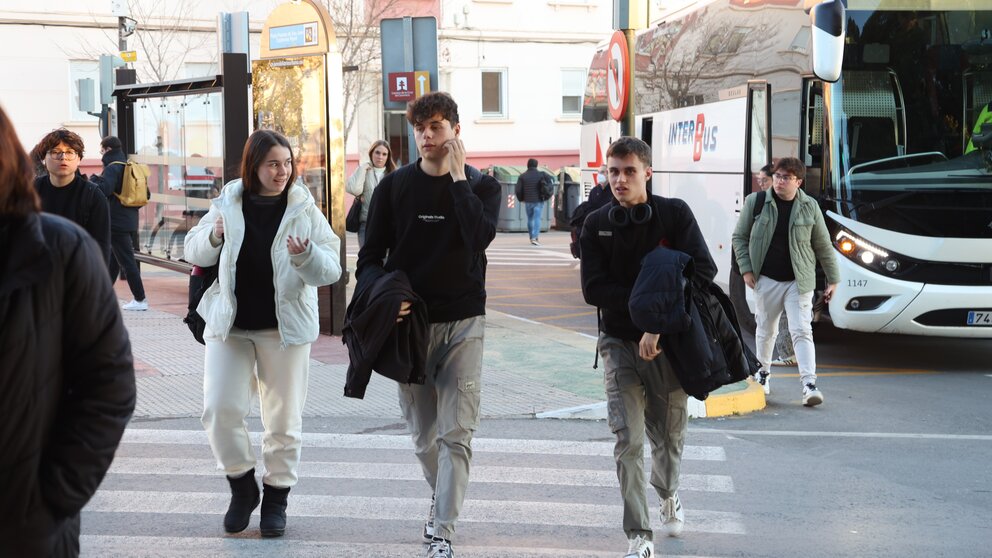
[[554, 166, 580, 229], [489, 165, 555, 233]]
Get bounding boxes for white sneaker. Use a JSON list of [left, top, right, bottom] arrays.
[[660, 493, 684, 537], [803, 383, 824, 407], [427, 537, 453, 558], [122, 299, 148, 311], [754, 371, 770, 395], [422, 493, 435, 543], [770, 355, 797, 366], [624, 534, 654, 558]]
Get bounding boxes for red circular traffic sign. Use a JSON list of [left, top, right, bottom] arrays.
[[607, 30, 629, 122]]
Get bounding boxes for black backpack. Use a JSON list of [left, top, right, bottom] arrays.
[[183, 265, 218, 345]]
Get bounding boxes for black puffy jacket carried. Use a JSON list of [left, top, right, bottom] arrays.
[[0, 213, 136, 558], [343, 268, 429, 399], [580, 195, 718, 342], [629, 246, 759, 399]]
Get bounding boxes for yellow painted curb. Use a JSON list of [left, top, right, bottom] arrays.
[[704, 379, 766, 418]]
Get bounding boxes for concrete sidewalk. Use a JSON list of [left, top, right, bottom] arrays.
[[116, 263, 762, 422]]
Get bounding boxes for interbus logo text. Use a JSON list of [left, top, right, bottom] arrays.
[[667, 114, 718, 162]]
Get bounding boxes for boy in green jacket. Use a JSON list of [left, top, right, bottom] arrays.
[[732, 157, 840, 406]]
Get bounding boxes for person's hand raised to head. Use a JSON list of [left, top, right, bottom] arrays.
[[444, 138, 467, 182]]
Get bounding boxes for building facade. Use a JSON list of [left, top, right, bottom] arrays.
[[0, 0, 615, 174]]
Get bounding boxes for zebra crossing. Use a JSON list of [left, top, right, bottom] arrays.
[[81, 427, 744, 557], [485, 246, 578, 268]]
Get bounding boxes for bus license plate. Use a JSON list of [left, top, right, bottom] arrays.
[[967, 311, 992, 326]]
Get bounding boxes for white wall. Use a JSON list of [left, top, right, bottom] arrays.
[[437, 0, 613, 161]]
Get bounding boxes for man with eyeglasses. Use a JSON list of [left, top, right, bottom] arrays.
[[757, 164, 797, 368], [732, 157, 839, 407], [32, 128, 111, 263]]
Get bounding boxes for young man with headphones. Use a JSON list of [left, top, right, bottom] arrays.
[[579, 137, 716, 558]]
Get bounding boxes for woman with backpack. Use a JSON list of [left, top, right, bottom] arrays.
[[346, 139, 396, 247], [183, 130, 341, 538]]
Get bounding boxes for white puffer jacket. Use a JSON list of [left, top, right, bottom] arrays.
[[184, 179, 342, 346]]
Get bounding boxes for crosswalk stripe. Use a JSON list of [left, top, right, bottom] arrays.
[[488, 260, 575, 267], [120, 429, 727, 461], [85, 492, 746, 534], [106, 458, 734, 493], [80, 536, 726, 558]]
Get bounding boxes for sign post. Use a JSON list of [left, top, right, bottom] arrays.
[[612, 0, 649, 136], [380, 17, 438, 164]]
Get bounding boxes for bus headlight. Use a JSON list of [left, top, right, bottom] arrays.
[[834, 230, 904, 277]]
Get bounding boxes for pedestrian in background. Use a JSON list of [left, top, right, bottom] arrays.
[[346, 139, 396, 247], [31, 128, 111, 263], [357, 91, 501, 558], [732, 157, 839, 406], [514, 157, 551, 245], [0, 104, 135, 558], [757, 163, 796, 369], [580, 137, 717, 558], [183, 129, 342, 538], [91, 136, 150, 311]]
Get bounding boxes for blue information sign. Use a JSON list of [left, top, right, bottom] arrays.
[[269, 22, 319, 50]]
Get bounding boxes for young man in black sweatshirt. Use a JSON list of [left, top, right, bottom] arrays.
[[355, 92, 501, 558], [580, 137, 716, 558]]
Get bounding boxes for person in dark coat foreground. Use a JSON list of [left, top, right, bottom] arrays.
[[0, 104, 136, 558]]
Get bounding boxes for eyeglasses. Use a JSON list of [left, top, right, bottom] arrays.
[[48, 150, 79, 160], [773, 173, 798, 182]]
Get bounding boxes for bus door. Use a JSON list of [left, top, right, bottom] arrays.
[[650, 93, 751, 291], [744, 81, 772, 205]]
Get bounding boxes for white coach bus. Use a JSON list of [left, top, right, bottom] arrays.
[[580, 0, 992, 337]]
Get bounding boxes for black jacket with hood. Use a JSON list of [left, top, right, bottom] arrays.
[[629, 246, 758, 399], [579, 194, 718, 342], [0, 213, 135, 557], [342, 268, 429, 399]]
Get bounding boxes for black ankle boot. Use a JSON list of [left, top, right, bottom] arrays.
[[259, 484, 291, 537], [223, 469, 260, 533]]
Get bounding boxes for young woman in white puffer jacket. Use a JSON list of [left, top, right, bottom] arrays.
[[183, 129, 341, 538]]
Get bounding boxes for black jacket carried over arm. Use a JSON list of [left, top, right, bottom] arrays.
[[356, 161, 501, 323], [579, 195, 717, 342], [342, 269, 429, 399], [91, 148, 142, 233], [629, 247, 757, 399], [0, 213, 135, 558]]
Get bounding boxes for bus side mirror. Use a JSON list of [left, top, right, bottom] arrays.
[[811, 0, 846, 83]]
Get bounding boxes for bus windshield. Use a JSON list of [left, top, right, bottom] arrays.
[[830, 8, 992, 237]]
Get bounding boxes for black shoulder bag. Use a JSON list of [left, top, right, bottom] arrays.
[[184, 264, 218, 345]]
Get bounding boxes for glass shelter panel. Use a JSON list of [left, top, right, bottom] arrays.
[[131, 92, 224, 263], [253, 56, 329, 216]]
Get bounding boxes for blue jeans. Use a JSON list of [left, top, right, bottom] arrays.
[[525, 202, 543, 240]]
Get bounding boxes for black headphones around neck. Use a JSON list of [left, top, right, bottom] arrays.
[[608, 202, 653, 228]]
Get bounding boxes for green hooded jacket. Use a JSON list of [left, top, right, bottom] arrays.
[[731, 188, 840, 294]]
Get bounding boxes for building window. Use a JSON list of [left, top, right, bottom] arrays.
[[481, 69, 507, 118], [561, 68, 585, 116], [69, 60, 100, 122]]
